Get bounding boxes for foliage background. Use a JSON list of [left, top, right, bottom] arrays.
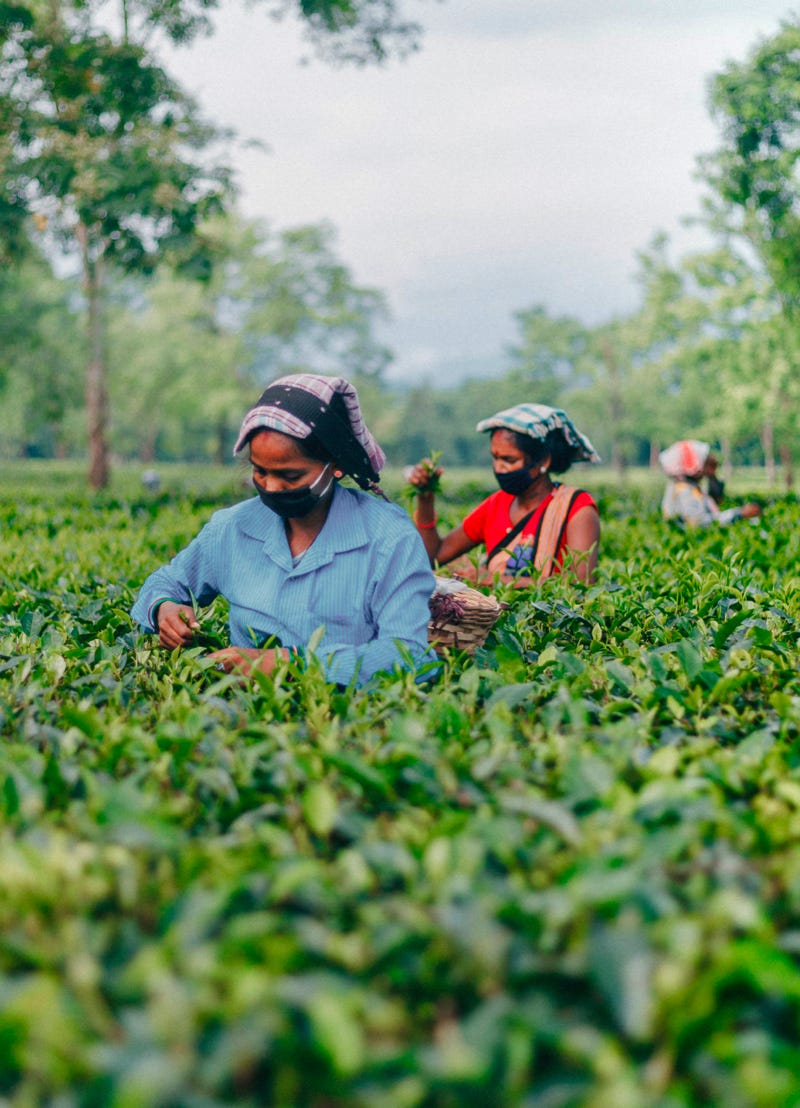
[[1, 467, 800, 1104], [3, 9, 800, 483], [4, 7, 800, 1098]]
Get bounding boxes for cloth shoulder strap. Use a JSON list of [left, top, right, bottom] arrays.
[[485, 504, 538, 564], [534, 484, 582, 579], [485, 484, 584, 572]]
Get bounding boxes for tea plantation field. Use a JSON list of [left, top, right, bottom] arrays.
[[2, 464, 800, 1106]]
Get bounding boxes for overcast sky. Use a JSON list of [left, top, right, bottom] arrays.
[[164, 1, 797, 384]]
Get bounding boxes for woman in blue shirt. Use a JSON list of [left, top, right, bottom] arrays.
[[131, 374, 435, 686]]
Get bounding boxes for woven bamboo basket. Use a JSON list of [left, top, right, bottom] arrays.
[[427, 576, 506, 655]]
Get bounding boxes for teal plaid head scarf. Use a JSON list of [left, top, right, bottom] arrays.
[[476, 403, 601, 464]]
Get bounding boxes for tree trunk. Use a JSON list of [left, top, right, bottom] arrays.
[[761, 419, 776, 486], [78, 224, 110, 490], [649, 440, 660, 469], [51, 423, 67, 460], [601, 339, 625, 478], [139, 427, 157, 463], [610, 440, 625, 474], [780, 444, 794, 492], [720, 435, 732, 480], [214, 418, 228, 466]]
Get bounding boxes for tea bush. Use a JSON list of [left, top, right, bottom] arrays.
[[1, 470, 799, 1106]]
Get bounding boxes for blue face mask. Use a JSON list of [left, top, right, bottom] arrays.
[[255, 464, 334, 519], [494, 465, 535, 496]]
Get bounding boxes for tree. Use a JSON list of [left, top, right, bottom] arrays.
[[107, 270, 245, 464], [106, 211, 393, 462], [0, 0, 232, 487], [506, 305, 590, 405], [0, 0, 431, 487], [699, 21, 800, 480], [562, 236, 775, 475], [123, 0, 426, 65], [0, 249, 84, 458], [606, 235, 714, 469], [505, 302, 636, 472], [701, 21, 800, 313], [235, 221, 392, 383], [265, 0, 426, 65]]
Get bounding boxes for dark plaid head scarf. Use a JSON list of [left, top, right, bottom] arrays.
[[233, 374, 386, 493]]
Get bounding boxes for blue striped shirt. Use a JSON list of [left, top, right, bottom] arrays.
[[130, 484, 435, 685]]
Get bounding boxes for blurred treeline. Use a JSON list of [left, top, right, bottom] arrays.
[[3, 8, 800, 481], [2, 214, 798, 478]]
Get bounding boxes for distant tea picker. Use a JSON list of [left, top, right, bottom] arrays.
[[408, 403, 601, 585], [659, 439, 762, 528]]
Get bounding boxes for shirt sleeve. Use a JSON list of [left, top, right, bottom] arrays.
[[309, 527, 436, 686], [569, 490, 597, 516], [130, 516, 223, 631], [462, 494, 494, 544], [715, 506, 743, 526]]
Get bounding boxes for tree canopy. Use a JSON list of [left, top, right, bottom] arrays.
[[3, 8, 800, 480], [702, 22, 800, 313]]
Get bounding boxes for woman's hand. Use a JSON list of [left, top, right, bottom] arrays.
[[156, 601, 200, 649], [406, 457, 443, 495], [208, 646, 289, 677]]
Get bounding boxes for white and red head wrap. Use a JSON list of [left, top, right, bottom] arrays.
[[658, 440, 711, 479]]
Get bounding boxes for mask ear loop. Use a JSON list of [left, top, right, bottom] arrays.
[[312, 463, 336, 501]]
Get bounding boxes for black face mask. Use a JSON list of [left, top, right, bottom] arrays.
[[494, 465, 535, 496], [255, 464, 334, 520]]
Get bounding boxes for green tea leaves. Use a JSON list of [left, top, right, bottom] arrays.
[[3, 477, 800, 1101]]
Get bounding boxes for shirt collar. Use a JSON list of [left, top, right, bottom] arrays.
[[237, 483, 370, 571]]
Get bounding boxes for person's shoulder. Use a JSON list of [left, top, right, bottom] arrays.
[[343, 486, 414, 530], [467, 488, 508, 515], [206, 495, 274, 535], [563, 487, 597, 512], [208, 496, 259, 522]]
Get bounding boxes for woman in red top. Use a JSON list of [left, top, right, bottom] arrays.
[[409, 403, 601, 585]]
